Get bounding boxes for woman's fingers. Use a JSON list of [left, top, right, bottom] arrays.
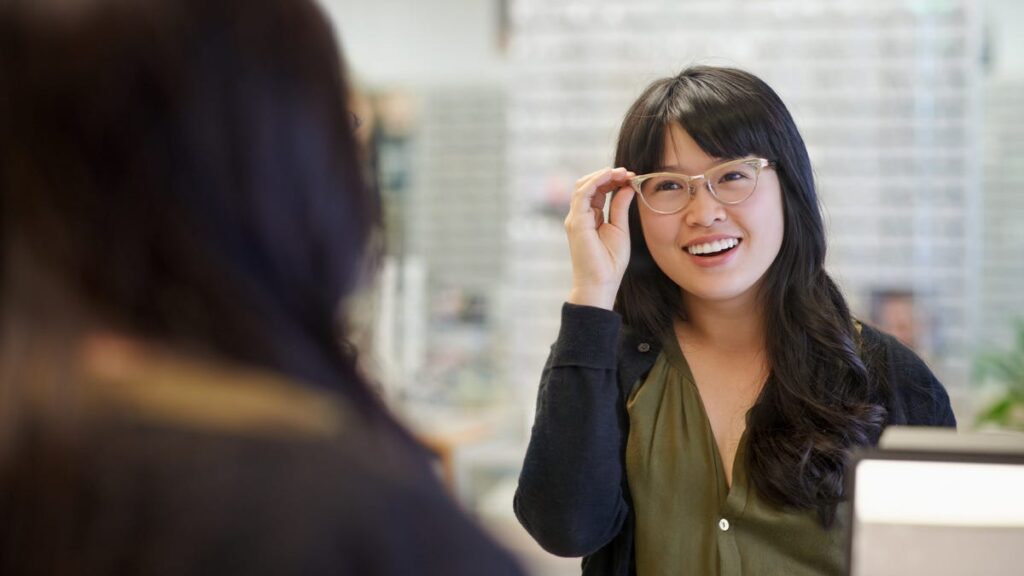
[[607, 185, 635, 233], [569, 169, 612, 220], [567, 167, 634, 228], [563, 167, 637, 309]]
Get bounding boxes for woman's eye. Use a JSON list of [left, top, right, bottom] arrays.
[[719, 171, 749, 183], [655, 180, 683, 191]]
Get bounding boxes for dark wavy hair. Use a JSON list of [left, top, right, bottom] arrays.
[[613, 66, 889, 525], [0, 0, 398, 433]]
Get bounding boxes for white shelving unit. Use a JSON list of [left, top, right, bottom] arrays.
[[980, 78, 1024, 348], [504, 0, 983, 423]]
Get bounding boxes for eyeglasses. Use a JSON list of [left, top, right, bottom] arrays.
[[629, 157, 774, 215]]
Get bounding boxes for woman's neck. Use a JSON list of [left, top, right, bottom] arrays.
[[678, 291, 766, 354]]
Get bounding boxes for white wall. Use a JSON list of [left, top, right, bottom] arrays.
[[324, 0, 1024, 83], [321, 0, 508, 88], [987, 0, 1024, 78], [324, 0, 1024, 85]]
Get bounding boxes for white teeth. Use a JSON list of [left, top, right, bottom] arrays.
[[687, 238, 739, 255]]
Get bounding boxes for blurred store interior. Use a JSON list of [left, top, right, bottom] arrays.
[[327, 1, 1023, 573]]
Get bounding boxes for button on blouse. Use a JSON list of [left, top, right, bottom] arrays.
[[625, 336, 848, 576]]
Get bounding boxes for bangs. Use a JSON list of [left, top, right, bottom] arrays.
[[617, 70, 785, 174], [670, 75, 779, 163], [616, 80, 673, 174]]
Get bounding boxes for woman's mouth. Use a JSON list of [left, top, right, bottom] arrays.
[[686, 238, 741, 257]]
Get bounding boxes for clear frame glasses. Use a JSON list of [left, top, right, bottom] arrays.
[[629, 157, 774, 215]]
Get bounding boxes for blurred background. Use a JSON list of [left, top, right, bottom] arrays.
[[328, 0, 1022, 573]]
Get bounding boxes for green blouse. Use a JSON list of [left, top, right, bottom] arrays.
[[625, 336, 848, 576]]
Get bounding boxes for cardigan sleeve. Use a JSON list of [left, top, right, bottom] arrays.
[[513, 303, 630, 558], [878, 327, 957, 428]]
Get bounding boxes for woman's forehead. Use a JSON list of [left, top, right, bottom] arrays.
[[659, 123, 721, 172]]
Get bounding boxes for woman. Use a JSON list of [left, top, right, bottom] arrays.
[[0, 0, 522, 573], [514, 66, 955, 576]]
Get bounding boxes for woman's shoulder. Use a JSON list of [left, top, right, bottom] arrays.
[[858, 322, 957, 428], [89, 411, 519, 574], [37, 355, 525, 575], [858, 322, 936, 385]]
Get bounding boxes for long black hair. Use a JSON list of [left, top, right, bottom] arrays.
[[614, 66, 889, 525], [0, 0, 396, 432]]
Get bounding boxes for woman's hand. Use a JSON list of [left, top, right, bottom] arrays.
[[563, 167, 636, 310]]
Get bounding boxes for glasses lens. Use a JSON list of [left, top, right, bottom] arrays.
[[708, 160, 759, 203], [640, 174, 690, 212]]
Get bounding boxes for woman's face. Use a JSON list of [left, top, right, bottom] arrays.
[[638, 123, 785, 310]]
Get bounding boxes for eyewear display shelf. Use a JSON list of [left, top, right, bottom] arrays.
[[505, 0, 982, 427]]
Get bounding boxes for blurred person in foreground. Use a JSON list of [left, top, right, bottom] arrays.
[[0, 0, 522, 573]]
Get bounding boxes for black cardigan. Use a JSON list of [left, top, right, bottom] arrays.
[[514, 303, 957, 576]]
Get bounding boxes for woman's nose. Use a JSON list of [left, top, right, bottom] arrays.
[[682, 182, 726, 227]]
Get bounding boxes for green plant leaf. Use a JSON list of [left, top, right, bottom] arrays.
[[976, 397, 1015, 427], [1015, 320, 1024, 354], [975, 353, 1024, 390]]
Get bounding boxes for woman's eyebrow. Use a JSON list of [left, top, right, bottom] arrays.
[[656, 157, 735, 173], [654, 164, 702, 174]]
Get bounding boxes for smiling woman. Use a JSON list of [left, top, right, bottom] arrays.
[[637, 124, 785, 306], [514, 66, 957, 576]]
